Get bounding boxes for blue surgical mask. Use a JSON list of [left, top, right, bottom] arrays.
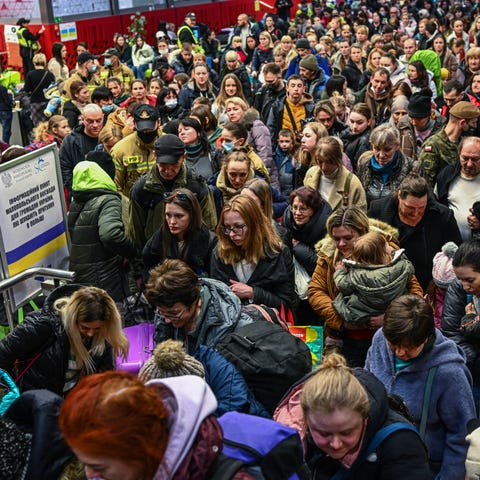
[[102, 104, 115, 113], [222, 141, 235, 153], [165, 99, 178, 109], [88, 64, 97, 73], [104, 58, 112, 67]]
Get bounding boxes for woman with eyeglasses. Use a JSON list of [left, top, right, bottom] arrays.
[[210, 194, 295, 310], [142, 188, 216, 276]]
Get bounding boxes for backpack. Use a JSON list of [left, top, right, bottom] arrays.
[[209, 411, 311, 480], [216, 321, 312, 414], [241, 304, 289, 330]]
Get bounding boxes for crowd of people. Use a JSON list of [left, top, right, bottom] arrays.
[[3, 0, 480, 478]]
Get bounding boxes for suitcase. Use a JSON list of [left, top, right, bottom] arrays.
[[116, 323, 154, 376]]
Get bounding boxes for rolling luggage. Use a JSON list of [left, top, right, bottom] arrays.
[[116, 323, 154, 376]]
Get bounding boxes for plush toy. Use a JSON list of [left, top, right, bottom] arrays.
[[43, 82, 63, 118]]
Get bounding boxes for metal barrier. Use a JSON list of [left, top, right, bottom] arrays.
[[0, 268, 75, 330]]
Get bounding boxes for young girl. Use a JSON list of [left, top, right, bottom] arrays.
[[332, 231, 414, 327]]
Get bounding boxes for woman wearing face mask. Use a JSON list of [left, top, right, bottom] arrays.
[[0, 284, 128, 396], [304, 136, 366, 212], [210, 194, 295, 310], [120, 79, 157, 108], [62, 81, 90, 129], [212, 74, 248, 126], [340, 103, 373, 171], [380, 52, 407, 86], [178, 63, 218, 111], [178, 117, 220, 182], [142, 188, 216, 276], [356, 124, 424, 206], [156, 87, 186, 125]]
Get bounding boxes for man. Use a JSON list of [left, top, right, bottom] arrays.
[[419, 101, 480, 184], [99, 48, 135, 93], [129, 134, 216, 248], [399, 37, 417, 66], [146, 259, 251, 351], [253, 63, 286, 124], [152, 56, 175, 84], [63, 52, 102, 99], [176, 12, 201, 51], [285, 38, 324, 79], [266, 74, 314, 144], [360, 67, 392, 127], [438, 79, 468, 118], [16, 18, 44, 75], [59, 104, 102, 193], [298, 54, 325, 102], [397, 93, 446, 160], [171, 42, 194, 75], [233, 14, 261, 49], [436, 137, 480, 241], [111, 104, 161, 198]]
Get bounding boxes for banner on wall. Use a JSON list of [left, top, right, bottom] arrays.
[[59, 22, 77, 42], [3, 25, 22, 69], [0, 145, 70, 308]]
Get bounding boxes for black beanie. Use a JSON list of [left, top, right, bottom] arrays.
[[407, 93, 432, 119], [85, 150, 116, 180]]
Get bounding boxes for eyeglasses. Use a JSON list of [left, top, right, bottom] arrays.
[[221, 224, 247, 235], [163, 191, 191, 202], [157, 305, 188, 321], [292, 205, 310, 213]]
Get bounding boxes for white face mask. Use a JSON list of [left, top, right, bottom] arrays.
[[165, 99, 178, 109], [159, 48, 169, 55]]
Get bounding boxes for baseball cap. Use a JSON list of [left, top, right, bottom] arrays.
[[449, 101, 480, 120], [186, 12, 196, 20], [154, 135, 186, 164], [78, 52, 100, 65], [16, 18, 30, 25], [102, 48, 120, 57], [134, 105, 159, 131]]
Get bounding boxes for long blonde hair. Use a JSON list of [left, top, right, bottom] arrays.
[[296, 122, 328, 167], [56, 287, 128, 373]]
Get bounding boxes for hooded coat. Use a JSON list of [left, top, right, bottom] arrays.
[[68, 161, 136, 301], [365, 328, 475, 479]]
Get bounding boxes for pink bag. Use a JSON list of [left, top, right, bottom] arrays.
[[116, 323, 154, 376]]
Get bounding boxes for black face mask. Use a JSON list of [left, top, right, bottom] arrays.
[[137, 130, 158, 144]]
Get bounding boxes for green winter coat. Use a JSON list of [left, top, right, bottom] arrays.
[[332, 249, 414, 325], [68, 161, 136, 301]]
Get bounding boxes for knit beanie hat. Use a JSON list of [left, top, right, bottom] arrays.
[[85, 150, 116, 180], [466, 419, 480, 480], [299, 54, 319, 72], [391, 95, 409, 114], [296, 38, 310, 50], [407, 93, 432, 118], [138, 339, 205, 382], [432, 242, 458, 289]]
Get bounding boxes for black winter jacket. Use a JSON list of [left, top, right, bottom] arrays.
[[435, 161, 461, 206], [340, 127, 371, 171], [210, 244, 295, 310], [0, 284, 114, 395], [368, 196, 462, 290]]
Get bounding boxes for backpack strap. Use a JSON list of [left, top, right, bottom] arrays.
[[419, 366, 437, 440], [208, 454, 246, 480], [284, 101, 303, 141], [342, 172, 353, 206]]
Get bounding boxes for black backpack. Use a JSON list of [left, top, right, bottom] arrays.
[[216, 321, 312, 415]]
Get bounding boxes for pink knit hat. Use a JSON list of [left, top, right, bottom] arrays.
[[432, 242, 458, 289]]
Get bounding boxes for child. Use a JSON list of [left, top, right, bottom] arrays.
[[274, 128, 295, 196], [425, 241, 458, 328], [332, 231, 414, 326]]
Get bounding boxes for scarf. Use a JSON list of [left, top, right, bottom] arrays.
[[370, 152, 399, 183]]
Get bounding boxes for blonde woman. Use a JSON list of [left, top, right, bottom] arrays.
[[212, 73, 248, 125], [250, 32, 274, 78], [0, 285, 128, 396]]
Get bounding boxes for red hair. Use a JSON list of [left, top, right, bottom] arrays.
[[59, 371, 169, 478]]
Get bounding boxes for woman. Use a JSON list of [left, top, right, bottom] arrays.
[[359, 47, 383, 87], [193, 52, 220, 88], [407, 60, 437, 97], [156, 86, 186, 125], [23, 53, 56, 126], [68, 160, 137, 302], [200, 29, 221, 71], [212, 73, 248, 125], [210, 194, 295, 310], [47, 42, 68, 82], [304, 136, 367, 212], [131, 34, 154, 80], [25, 114, 70, 151], [388, 95, 409, 127], [220, 51, 251, 105], [142, 188, 216, 276], [114, 34, 132, 67], [148, 78, 163, 97], [62, 80, 89, 129], [313, 100, 347, 137], [431, 33, 458, 81], [356, 124, 423, 206], [340, 103, 372, 171], [107, 77, 129, 106], [380, 52, 407, 85], [251, 32, 274, 79], [466, 72, 480, 108], [190, 104, 222, 147], [0, 285, 128, 395], [366, 295, 475, 479], [368, 174, 462, 291], [299, 353, 432, 479], [342, 43, 367, 93], [120, 79, 157, 108], [263, 14, 281, 39], [279, 35, 297, 68], [178, 63, 218, 111], [245, 35, 258, 66], [308, 206, 423, 366], [60, 372, 258, 480], [178, 117, 219, 181]]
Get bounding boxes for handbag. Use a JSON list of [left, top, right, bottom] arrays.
[[122, 290, 154, 327], [293, 257, 311, 300]]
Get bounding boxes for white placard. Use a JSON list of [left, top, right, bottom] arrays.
[[59, 22, 77, 42]]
